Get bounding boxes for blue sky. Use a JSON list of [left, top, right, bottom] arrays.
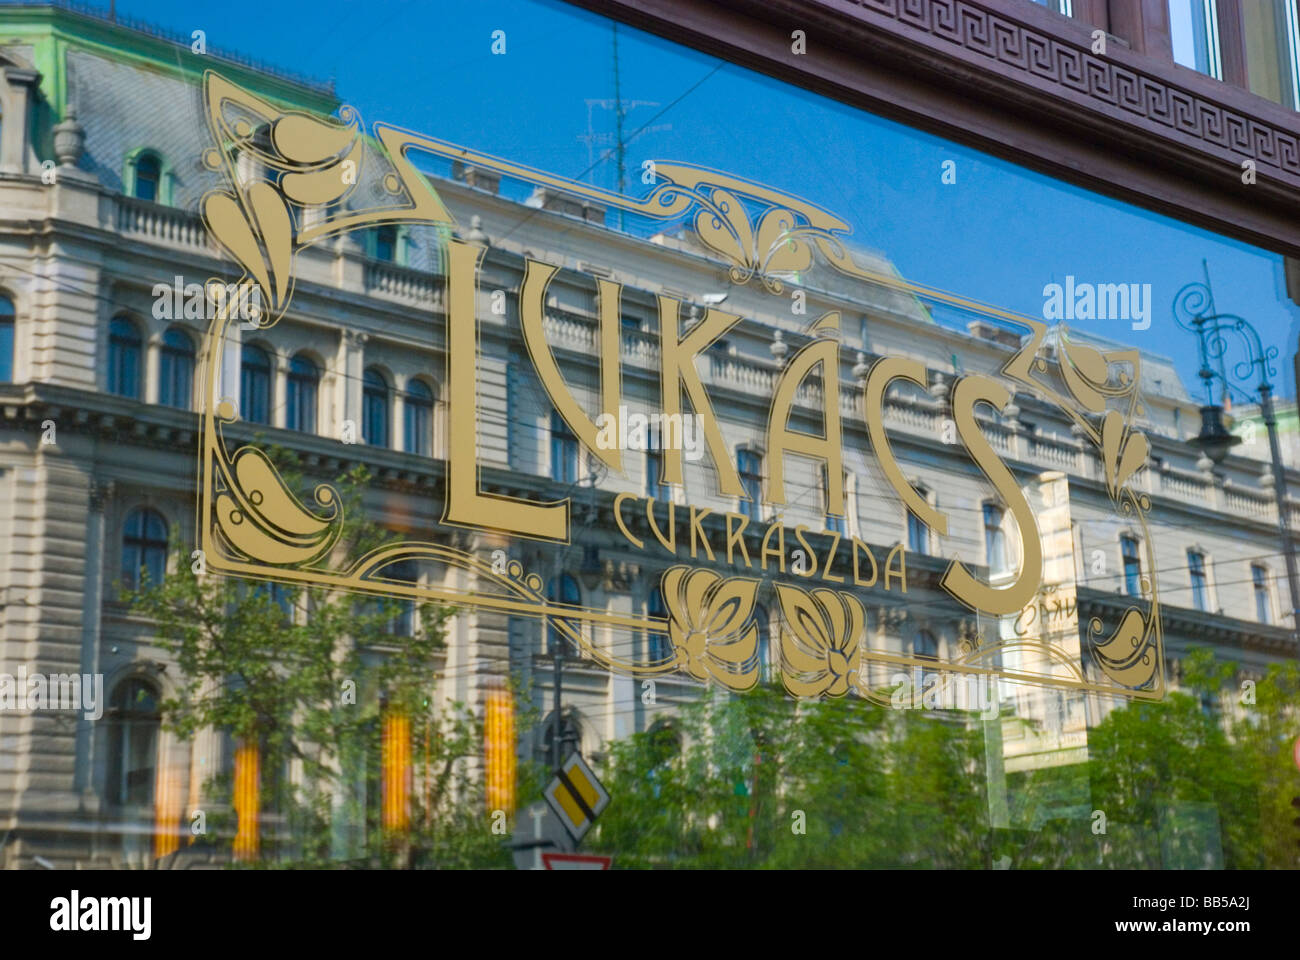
[[112, 0, 1300, 400]]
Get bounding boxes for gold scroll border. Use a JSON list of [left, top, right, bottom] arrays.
[[193, 71, 1164, 701]]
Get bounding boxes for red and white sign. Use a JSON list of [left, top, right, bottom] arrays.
[[542, 853, 612, 870]]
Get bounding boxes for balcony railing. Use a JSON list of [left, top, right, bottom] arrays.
[[114, 195, 213, 251]]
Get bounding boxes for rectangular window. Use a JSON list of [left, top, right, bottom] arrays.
[[737, 448, 762, 522], [550, 411, 578, 484], [1253, 565, 1272, 624], [1244, 0, 1300, 108], [1170, 0, 1223, 79], [1188, 550, 1209, 611], [645, 443, 662, 498], [0, 318, 12, 382], [1029, 0, 1073, 16], [907, 512, 929, 555], [1121, 535, 1142, 597], [823, 464, 846, 535], [984, 503, 1007, 575]]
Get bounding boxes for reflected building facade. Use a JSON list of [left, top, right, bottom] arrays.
[[0, 2, 1297, 867]]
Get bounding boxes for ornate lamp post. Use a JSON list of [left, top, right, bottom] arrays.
[[1173, 278, 1300, 631]]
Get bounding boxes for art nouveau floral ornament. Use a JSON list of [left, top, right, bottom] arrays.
[[774, 583, 866, 698], [659, 566, 760, 691]]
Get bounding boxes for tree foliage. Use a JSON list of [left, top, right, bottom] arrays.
[[128, 454, 538, 867]]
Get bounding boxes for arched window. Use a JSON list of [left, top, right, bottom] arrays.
[[363, 367, 391, 447], [913, 630, 939, 660], [540, 708, 583, 765], [108, 316, 143, 398], [404, 379, 434, 456], [240, 344, 271, 425], [545, 573, 581, 654], [105, 678, 160, 807], [122, 508, 168, 590], [286, 353, 319, 433], [158, 327, 195, 409], [647, 589, 671, 663], [0, 293, 13, 383], [132, 152, 162, 202], [644, 720, 681, 797]]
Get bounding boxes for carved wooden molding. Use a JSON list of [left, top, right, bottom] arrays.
[[569, 0, 1300, 254]]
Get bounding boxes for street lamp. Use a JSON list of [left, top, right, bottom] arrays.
[[547, 460, 607, 771], [1173, 275, 1300, 631]]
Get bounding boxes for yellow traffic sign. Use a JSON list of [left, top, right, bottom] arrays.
[[543, 752, 610, 843]]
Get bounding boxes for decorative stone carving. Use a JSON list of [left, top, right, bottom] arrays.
[[53, 104, 85, 167]]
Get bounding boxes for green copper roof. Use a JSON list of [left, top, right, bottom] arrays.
[[0, 1, 339, 119]]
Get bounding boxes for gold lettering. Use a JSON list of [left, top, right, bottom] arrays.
[[520, 261, 622, 470], [852, 538, 878, 587], [442, 240, 567, 541], [793, 525, 818, 579], [760, 522, 786, 574], [864, 356, 947, 535], [820, 530, 845, 584], [646, 497, 676, 554], [766, 323, 843, 513], [690, 506, 715, 561], [940, 376, 1042, 614], [725, 511, 752, 567], [884, 543, 907, 592], [613, 492, 643, 550], [658, 295, 744, 494]]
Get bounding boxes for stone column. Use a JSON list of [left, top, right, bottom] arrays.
[[74, 478, 112, 805], [273, 350, 288, 430], [145, 333, 161, 405], [339, 329, 367, 442], [392, 375, 407, 452]]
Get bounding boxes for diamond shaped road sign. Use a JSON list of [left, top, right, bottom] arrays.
[[543, 752, 610, 844]]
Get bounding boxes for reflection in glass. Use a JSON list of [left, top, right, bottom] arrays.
[[1244, 0, 1300, 108], [159, 327, 194, 409], [105, 678, 159, 807], [1169, 0, 1222, 79]]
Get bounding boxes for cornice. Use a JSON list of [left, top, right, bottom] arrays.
[[571, 0, 1300, 255]]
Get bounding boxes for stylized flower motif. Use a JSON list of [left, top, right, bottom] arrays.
[[214, 446, 340, 565], [1058, 335, 1111, 414], [1101, 409, 1149, 499], [1090, 608, 1157, 689], [774, 583, 865, 698], [659, 565, 759, 691], [202, 74, 365, 324], [692, 189, 812, 289]]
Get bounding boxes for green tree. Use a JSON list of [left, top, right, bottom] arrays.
[[128, 453, 533, 867], [590, 649, 1300, 869]]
